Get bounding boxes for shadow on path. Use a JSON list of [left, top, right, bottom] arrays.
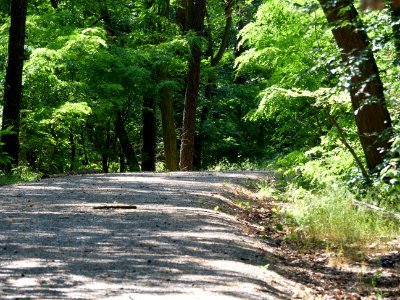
[[1, 172, 296, 299]]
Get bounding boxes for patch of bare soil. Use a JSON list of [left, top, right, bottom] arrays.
[[0, 171, 398, 299]]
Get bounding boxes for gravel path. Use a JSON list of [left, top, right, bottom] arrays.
[[0, 172, 304, 299]]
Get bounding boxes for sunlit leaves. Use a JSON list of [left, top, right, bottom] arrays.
[[236, 0, 330, 88]]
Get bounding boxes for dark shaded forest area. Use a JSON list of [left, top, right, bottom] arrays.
[[1, 0, 399, 271]]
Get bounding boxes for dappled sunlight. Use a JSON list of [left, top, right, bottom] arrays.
[[0, 172, 303, 299], [9, 185, 65, 191], [2, 258, 65, 270]]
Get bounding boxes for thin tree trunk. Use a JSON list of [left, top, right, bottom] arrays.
[[141, 96, 156, 171], [1, 0, 27, 172], [80, 129, 89, 166], [179, 45, 202, 170], [119, 151, 125, 173], [69, 127, 76, 171], [115, 112, 140, 172], [159, 68, 179, 171], [102, 122, 111, 173], [325, 110, 369, 178], [318, 0, 392, 171], [391, 0, 400, 60], [179, 0, 207, 171], [195, 1, 234, 170]]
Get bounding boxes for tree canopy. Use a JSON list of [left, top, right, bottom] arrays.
[[1, 0, 399, 206]]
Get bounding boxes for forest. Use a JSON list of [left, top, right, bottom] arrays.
[[1, 0, 400, 265]]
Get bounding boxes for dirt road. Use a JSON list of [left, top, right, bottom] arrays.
[[0, 172, 305, 299]]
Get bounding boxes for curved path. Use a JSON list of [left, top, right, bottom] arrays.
[[0, 172, 303, 299]]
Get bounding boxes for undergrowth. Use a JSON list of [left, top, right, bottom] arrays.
[[262, 146, 400, 256], [0, 166, 42, 186]]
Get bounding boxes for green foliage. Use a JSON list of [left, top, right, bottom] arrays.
[[0, 166, 41, 186], [287, 183, 399, 251], [0, 127, 12, 165], [234, 0, 337, 156], [236, 0, 331, 89], [263, 147, 399, 253]]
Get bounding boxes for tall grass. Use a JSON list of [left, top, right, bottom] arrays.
[[286, 185, 398, 251], [264, 147, 400, 254]]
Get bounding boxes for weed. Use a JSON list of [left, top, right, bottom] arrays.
[[371, 270, 382, 289], [235, 200, 252, 210]]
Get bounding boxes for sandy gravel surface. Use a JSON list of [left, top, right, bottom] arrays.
[[0, 172, 304, 299]]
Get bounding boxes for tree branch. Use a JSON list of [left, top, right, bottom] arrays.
[[211, 0, 234, 66], [325, 109, 369, 179]]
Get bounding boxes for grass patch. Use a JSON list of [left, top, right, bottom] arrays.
[[261, 147, 400, 257], [0, 167, 42, 186], [285, 184, 399, 254]]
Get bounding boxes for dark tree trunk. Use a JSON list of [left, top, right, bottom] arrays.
[[102, 122, 111, 173], [391, 1, 400, 60], [179, 0, 207, 171], [102, 153, 109, 173], [318, 0, 392, 171], [115, 112, 140, 172], [119, 151, 125, 173], [164, 0, 170, 17], [179, 46, 202, 171], [176, 0, 192, 31], [1, 0, 27, 172], [80, 129, 89, 166], [194, 1, 234, 170], [141, 96, 156, 171], [159, 68, 179, 171], [50, 0, 58, 9], [69, 127, 76, 171]]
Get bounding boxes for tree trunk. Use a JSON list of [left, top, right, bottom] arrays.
[[80, 129, 89, 166], [1, 0, 27, 172], [115, 112, 140, 172], [102, 121, 111, 173], [159, 68, 179, 171], [318, 0, 392, 171], [50, 0, 58, 9], [391, 0, 400, 60], [119, 151, 125, 173], [69, 127, 76, 171], [179, 0, 207, 171], [141, 96, 156, 171], [179, 46, 202, 170], [194, 1, 234, 170]]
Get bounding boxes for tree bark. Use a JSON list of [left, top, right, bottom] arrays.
[[1, 0, 27, 172], [115, 112, 140, 172], [194, 1, 234, 169], [69, 127, 76, 171], [80, 129, 89, 166], [159, 68, 179, 171], [141, 96, 156, 171], [102, 121, 111, 173], [390, 0, 400, 60], [179, 0, 207, 171], [318, 0, 392, 171]]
